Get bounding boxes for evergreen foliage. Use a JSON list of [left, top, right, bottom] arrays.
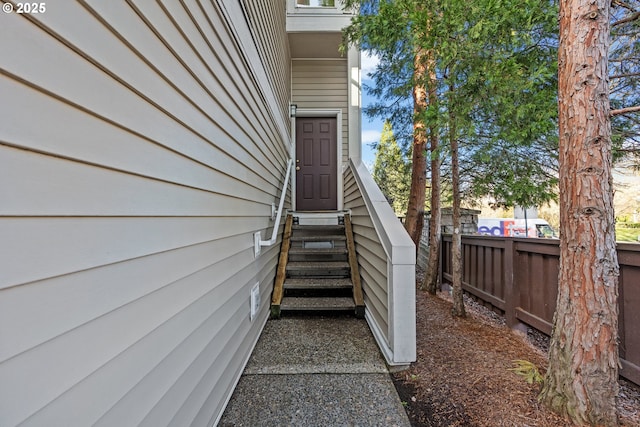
[[610, 0, 640, 167], [434, 0, 560, 209], [372, 121, 411, 215], [344, 0, 561, 210]]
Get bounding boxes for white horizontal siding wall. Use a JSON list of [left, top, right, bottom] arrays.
[[242, 0, 290, 125], [344, 167, 390, 338], [0, 1, 289, 426], [344, 161, 417, 366], [292, 59, 349, 163]]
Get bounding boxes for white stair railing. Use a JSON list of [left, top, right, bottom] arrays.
[[259, 159, 293, 247]]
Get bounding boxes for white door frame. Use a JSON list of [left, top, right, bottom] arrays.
[[291, 109, 344, 212]]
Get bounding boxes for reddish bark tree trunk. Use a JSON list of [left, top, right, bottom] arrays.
[[423, 137, 441, 294], [404, 49, 428, 248], [539, 1, 619, 425], [449, 95, 465, 317], [423, 57, 441, 295]]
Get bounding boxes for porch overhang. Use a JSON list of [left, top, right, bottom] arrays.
[[287, 0, 354, 59], [288, 32, 344, 59]]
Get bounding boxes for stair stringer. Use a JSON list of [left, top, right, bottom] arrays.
[[270, 214, 293, 318], [344, 214, 365, 318]]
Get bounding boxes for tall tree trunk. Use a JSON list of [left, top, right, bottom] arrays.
[[539, 0, 619, 425], [404, 49, 428, 248], [423, 60, 441, 295], [449, 88, 465, 318]]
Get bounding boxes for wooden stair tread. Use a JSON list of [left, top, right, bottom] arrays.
[[286, 261, 350, 269], [290, 235, 346, 242], [284, 278, 353, 289], [288, 247, 348, 254], [280, 297, 356, 310], [292, 224, 345, 231]]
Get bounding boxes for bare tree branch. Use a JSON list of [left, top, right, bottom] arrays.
[[610, 105, 640, 116], [612, 11, 640, 27], [612, 0, 636, 13], [610, 56, 640, 62], [610, 72, 640, 79]]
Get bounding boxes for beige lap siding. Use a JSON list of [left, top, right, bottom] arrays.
[[0, 1, 289, 425]]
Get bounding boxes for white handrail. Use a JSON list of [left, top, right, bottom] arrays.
[[260, 158, 293, 247]]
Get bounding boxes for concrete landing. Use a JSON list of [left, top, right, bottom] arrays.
[[219, 316, 411, 427]]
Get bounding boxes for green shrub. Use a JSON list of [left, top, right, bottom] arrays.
[[617, 222, 640, 229]]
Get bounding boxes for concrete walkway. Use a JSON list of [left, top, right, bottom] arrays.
[[219, 316, 411, 427]]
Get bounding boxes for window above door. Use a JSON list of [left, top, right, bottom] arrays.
[[296, 0, 336, 7]]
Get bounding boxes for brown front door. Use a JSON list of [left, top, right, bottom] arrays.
[[295, 117, 338, 211]]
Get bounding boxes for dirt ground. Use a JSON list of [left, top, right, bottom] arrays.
[[392, 270, 640, 427]]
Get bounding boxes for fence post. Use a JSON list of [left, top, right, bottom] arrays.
[[504, 239, 525, 332], [438, 236, 443, 289], [438, 236, 451, 292]]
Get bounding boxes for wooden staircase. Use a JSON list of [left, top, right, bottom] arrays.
[[271, 213, 365, 318]]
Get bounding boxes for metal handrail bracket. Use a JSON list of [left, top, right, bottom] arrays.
[[255, 159, 293, 255]]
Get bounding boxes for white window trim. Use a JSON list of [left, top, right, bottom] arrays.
[[287, 0, 346, 15]]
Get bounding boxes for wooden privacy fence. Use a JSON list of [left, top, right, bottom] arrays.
[[440, 235, 640, 386]]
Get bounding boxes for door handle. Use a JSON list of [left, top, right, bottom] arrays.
[[296, 166, 300, 171]]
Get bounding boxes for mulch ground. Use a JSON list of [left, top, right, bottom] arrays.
[[392, 271, 640, 427]]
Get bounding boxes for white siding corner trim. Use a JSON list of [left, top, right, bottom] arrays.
[[346, 159, 416, 366]]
